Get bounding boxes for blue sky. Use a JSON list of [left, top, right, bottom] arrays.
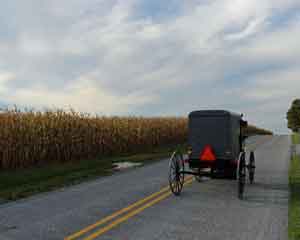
[[0, 0, 300, 133]]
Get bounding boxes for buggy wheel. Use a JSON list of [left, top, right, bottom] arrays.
[[237, 151, 246, 199], [169, 151, 185, 196], [248, 151, 255, 184]]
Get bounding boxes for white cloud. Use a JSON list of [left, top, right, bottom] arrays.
[[226, 67, 300, 133], [224, 17, 267, 41], [2, 77, 158, 114], [18, 35, 54, 57], [0, 72, 14, 92], [237, 17, 300, 62]]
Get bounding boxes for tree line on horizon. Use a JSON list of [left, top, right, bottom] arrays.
[[287, 99, 300, 132]]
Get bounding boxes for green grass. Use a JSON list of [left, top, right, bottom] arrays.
[[289, 154, 300, 240], [0, 145, 184, 201], [292, 133, 300, 145]]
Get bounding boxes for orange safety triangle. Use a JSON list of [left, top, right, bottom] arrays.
[[200, 145, 216, 161]]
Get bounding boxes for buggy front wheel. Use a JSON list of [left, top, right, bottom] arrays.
[[169, 151, 185, 196], [237, 151, 246, 199]]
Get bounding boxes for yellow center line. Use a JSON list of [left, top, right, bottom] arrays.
[[65, 176, 194, 240], [84, 178, 194, 240], [65, 140, 262, 240]]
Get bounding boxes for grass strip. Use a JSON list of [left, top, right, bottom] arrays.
[[289, 153, 300, 240], [0, 145, 184, 201], [292, 133, 300, 145]]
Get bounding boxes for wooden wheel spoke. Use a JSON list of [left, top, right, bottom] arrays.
[[169, 150, 185, 196]]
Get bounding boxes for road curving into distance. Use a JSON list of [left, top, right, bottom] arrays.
[[0, 135, 289, 240]]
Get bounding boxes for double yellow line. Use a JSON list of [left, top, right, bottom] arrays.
[[64, 139, 263, 240], [65, 177, 194, 240]]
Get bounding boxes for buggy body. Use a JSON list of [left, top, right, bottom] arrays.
[[168, 109, 255, 199], [187, 110, 247, 177]]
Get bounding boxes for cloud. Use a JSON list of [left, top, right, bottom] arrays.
[[0, 0, 299, 133], [0, 71, 14, 92], [1, 76, 158, 115], [224, 17, 267, 41], [18, 35, 53, 57], [244, 68, 300, 101]]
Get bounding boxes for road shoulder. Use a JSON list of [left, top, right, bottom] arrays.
[[289, 134, 300, 240]]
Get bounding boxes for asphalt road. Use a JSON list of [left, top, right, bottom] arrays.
[[0, 135, 290, 240]]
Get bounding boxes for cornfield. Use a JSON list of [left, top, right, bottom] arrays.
[[244, 125, 273, 136], [0, 109, 188, 170], [0, 109, 272, 170]]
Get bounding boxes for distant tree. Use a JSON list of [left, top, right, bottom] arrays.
[[287, 99, 300, 132]]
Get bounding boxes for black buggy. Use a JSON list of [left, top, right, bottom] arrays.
[[168, 110, 256, 199]]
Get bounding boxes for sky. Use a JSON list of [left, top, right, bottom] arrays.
[[0, 0, 299, 133]]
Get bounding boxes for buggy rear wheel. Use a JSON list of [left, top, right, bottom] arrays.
[[237, 151, 246, 199], [248, 151, 255, 184], [169, 151, 185, 196]]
